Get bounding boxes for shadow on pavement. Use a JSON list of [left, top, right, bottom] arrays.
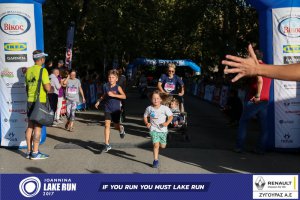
[[86, 169, 103, 173], [4, 148, 28, 159], [47, 134, 102, 154], [107, 149, 152, 168], [26, 167, 47, 173], [166, 149, 300, 173], [47, 90, 300, 173], [134, 95, 300, 173]]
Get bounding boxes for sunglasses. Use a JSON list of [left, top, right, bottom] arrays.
[[168, 70, 175, 73]]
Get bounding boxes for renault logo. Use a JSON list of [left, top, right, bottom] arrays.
[[255, 176, 266, 190]]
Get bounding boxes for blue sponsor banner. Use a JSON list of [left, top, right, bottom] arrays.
[[65, 22, 75, 70], [0, 174, 258, 200]]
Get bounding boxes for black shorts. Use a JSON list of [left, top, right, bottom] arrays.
[[105, 111, 121, 123], [48, 93, 58, 111]]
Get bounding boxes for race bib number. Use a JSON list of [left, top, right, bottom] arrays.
[[164, 82, 175, 92], [68, 86, 78, 95]]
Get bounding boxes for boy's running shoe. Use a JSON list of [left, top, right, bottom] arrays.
[[153, 160, 159, 168], [25, 151, 31, 159], [120, 125, 125, 139], [103, 144, 112, 152], [30, 152, 49, 160]]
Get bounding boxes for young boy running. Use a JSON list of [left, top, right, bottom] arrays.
[[144, 90, 173, 168], [95, 69, 126, 152]]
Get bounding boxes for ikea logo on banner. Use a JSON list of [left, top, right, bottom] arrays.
[[4, 43, 27, 51], [283, 45, 300, 53]]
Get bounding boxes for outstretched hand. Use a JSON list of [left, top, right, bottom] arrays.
[[222, 44, 260, 82]]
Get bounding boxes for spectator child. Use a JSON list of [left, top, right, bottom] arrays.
[[169, 98, 184, 127]]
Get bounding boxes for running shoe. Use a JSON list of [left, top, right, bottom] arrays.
[[103, 144, 112, 153], [57, 119, 64, 124], [120, 125, 125, 139], [25, 151, 31, 159], [52, 121, 59, 127], [153, 160, 159, 168], [31, 152, 49, 160]]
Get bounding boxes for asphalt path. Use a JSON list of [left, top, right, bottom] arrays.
[[1, 87, 299, 173]]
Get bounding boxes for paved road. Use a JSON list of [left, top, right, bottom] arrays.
[[1, 88, 299, 174]]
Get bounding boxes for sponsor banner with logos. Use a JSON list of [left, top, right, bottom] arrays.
[[273, 8, 300, 148], [1, 93, 27, 147], [0, 3, 36, 146], [0, 174, 247, 200], [253, 175, 298, 199], [65, 23, 75, 69], [0, 174, 298, 200]]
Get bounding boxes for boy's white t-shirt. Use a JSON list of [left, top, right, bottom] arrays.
[[144, 105, 173, 133]]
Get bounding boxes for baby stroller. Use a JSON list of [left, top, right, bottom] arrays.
[[163, 94, 189, 142]]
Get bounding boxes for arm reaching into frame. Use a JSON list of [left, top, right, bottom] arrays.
[[222, 44, 300, 82]]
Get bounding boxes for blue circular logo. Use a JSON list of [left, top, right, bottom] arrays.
[[0, 14, 31, 35], [278, 17, 300, 38]]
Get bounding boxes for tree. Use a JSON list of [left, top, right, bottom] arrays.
[[42, 0, 258, 80]]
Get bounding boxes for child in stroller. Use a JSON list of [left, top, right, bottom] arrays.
[[169, 98, 185, 128]]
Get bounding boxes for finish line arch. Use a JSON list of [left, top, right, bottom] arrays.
[[127, 58, 201, 78], [248, 0, 300, 150], [0, 0, 47, 147]]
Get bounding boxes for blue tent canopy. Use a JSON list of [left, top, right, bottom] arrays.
[[127, 58, 201, 75]]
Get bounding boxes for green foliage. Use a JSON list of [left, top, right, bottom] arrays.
[[43, 0, 258, 78]]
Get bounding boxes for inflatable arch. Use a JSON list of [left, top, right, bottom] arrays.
[[248, 0, 300, 149], [127, 58, 201, 77], [0, 0, 47, 147]]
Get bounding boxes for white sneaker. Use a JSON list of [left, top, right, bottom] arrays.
[[57, 119, 64, 124], [120, 125, 125, 139], [103, 144, 112, 152], [52, 121, 58, 127]]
